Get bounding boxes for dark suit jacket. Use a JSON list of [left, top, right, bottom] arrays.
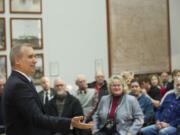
[[38, 88, 55, 104], [2, 71, 71, 135]]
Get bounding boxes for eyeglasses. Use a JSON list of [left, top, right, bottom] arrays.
[[55, 84, 64, 87], [111, 84, 121, 87]]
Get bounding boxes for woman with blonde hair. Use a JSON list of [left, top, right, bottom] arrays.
[[93, 75, 144, 135]]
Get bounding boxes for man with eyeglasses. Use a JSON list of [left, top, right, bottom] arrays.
[[46, 77, 84, 135]]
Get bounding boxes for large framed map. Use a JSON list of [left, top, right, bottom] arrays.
[[107, 0, 171, 75]]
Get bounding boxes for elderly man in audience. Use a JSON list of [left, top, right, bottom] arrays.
[[0, 75, 5, 134], [47, 77, 84, 135], [93, 75, 144, 135], [73, 74, 98, 123], [88, 71, 108, 105], [140, 77, 160, 109], [129, 79, 154, 126], [140, 77, 180, 135], [38, 76, 55, 106]]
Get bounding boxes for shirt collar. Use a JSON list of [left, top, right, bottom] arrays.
[[44, 90, 51, 94], [174, 89, 180, 99], [14, 69, 32, 82], [77, 89, 87, 94]]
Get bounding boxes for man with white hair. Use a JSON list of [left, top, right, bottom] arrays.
[[88, 71, 108, 102], [47, 78, 84, 135], [140, 77, 180, 135], [74, 74, 98, 123]]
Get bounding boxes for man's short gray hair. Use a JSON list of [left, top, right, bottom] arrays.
[[10, 43, 33, 67], [0, 74, 5, 81]]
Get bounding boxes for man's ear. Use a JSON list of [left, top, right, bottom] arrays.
[[14, 56, 21, 66]]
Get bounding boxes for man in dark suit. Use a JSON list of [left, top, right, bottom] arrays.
[[2, 43, 92, 135], [38, 76, 55, 106], [0, 75, 5, 134]]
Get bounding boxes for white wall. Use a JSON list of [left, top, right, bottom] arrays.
[[1, 0, 180, 89], [169, 0, 180, 70], [43, 0, 108, 87]]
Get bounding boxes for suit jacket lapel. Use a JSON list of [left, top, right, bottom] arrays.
[[12, 71, 45, 113]]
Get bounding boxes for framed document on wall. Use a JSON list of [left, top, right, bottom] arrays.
[[10, 18, 43, 49], [0, 0, 4, 13], [0, 18, 6, 50], [32, 53, 44, 85], [107, 0, 171, 75], [0, 55, 7, 79], [10, 0, 42, 14]]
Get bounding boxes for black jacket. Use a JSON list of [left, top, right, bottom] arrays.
[[47, 92, 84, 135], [88, 80, 108, 101], [47, 92, 83, 118], [2, 71, 71, 135]]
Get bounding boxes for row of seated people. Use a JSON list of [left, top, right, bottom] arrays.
[[36, 70, 180, 135], [1, 44, 179, 135]]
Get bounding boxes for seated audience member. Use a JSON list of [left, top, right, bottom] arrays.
[[47, 78, 84, 135], [166, 69, 180, 91], [140, 77, 180, 135], [160, 72, 170, 89], [150, 74, 161, 89], [93, 75, 144, 135], [73, 74, 98, 123], [38, 76, 55, 106], [140, 77, 160, 108], [150, 74, 166, 99], [129, 79, 154, 126], [159, 72, 171, 99], [121, 71, 134, 92], [0, 75, 5, 134], [88, 71, 108, 104]]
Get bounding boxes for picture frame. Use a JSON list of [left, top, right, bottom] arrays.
[[32, 53, 44, 85], [10, 18, 43, 49], [0, 0, 4, 13], [106, 0, 171, 75], [10, 0, 42, 14], [49, 61, 60, 77], [0, 55, 7, 80], [0, 18, 6, 50]]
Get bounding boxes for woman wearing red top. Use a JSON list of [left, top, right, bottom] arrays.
[[93, 75, 144, 135]]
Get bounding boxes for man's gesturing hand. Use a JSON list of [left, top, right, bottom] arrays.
[[71, 116, 93, 129]]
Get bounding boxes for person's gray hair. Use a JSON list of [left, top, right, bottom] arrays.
[[54, 77, 65, 86], [10, 43, 33, 67], [0, 74, 5, 81]]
